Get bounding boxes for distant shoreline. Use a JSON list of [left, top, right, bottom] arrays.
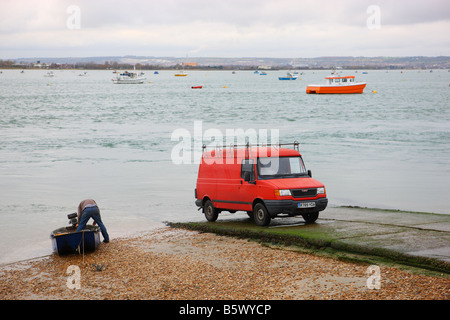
[[2, 55, 449, 70], [1, 66, 448, 71]]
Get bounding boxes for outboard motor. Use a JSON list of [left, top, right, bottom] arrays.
[[67, 212, 78, 229]]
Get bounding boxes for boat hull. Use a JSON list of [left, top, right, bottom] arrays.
[[50, 225, 100, 255], [306, 83, 366, 94], [279, 77, 297, 80], [112, 79, 145, 84]]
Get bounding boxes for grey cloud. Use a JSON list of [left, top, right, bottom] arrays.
[[1, 0, 449, 58]]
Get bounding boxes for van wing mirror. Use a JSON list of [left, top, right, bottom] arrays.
[[308, 170, 312, 177], [243, 171, 256, 184]]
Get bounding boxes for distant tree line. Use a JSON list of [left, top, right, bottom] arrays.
[[1, 58, 448, 70], [0, 60, 15, 68], [0, 59, 260, 70]]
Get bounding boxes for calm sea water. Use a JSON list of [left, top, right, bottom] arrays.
[[1, 68, 449, 264]]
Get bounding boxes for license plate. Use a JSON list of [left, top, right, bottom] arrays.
[[298, 202, 316, 208]]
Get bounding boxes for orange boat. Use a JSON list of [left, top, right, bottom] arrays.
[[306, 76, 366, 94]]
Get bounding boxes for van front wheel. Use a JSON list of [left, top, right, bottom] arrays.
[[204, 200, 218, 222], [254, 203, 271, 226], [302, 211, 319, 223]]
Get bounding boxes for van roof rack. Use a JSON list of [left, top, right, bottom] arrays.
[[202, 141, 299, 152]]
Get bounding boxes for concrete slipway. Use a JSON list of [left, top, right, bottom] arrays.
[[269, 206, 450, 264], [175, 206, 450, 272]]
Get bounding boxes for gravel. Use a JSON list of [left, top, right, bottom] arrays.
[[0, 227, 448, 300]]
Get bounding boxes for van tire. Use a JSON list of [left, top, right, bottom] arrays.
[[204, 200, 218, 222], [302, 211, 319, 223], [253, 203, 271, 226]]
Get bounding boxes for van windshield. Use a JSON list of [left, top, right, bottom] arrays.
[[257, 156, 307, 179]]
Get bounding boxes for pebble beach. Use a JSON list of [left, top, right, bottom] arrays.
[[0, 226, 448, 300]]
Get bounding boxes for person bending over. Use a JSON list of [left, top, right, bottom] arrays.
[[76, 199, 109, 243]]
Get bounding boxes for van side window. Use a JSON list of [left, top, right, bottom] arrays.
[[241, 159, 255, 181]]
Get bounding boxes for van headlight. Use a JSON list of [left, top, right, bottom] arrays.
[[317, 187, 325, 194], [275, 189, 291, 196]]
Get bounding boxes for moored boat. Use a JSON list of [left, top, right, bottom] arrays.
[[306, 75, 366, 94], [174, 71, 187, 76], [191, 85, 203, 89], [279, 72, 298, 80], [112, 69, 145, 84]]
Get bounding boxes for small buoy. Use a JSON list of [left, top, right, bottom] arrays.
[[372, 90, 377, 93], [148, 81, 152, 83], [223, 86, 227, 88]]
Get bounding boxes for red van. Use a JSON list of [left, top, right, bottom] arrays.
[[195, 143, 328, 226]]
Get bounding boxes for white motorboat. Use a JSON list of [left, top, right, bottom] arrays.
[[112, 68, 145, 84]]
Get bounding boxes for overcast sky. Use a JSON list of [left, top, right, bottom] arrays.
[[1, 0, 449, 58]]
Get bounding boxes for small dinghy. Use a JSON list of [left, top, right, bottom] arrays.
[[50, 213, 101, 255]]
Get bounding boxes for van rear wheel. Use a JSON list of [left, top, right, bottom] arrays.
[[253, 203, 271, 226], [204, 200, 218, 222]]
